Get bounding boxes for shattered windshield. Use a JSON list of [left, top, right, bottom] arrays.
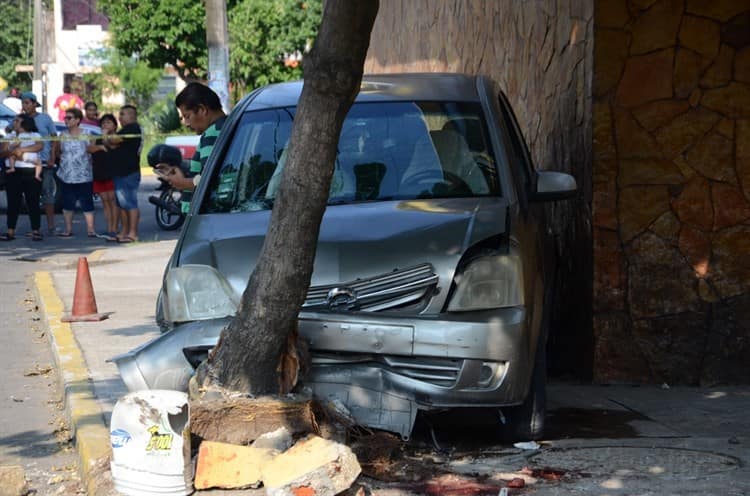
[[203, 101, 499, 214]]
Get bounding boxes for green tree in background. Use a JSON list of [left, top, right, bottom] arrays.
[[97, 0, 209, 80], [98, 0, 321, 96], [0, 0, 34, 90], [85, 48, 162, 109], [229, 0, 322, 95]]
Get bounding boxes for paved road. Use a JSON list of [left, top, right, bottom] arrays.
[[0, 174, 180, 493]]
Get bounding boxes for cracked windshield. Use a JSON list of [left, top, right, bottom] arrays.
[[204, 101, 500, 213]]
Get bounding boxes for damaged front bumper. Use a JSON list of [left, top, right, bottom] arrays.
[[111, 307, 532, 439]]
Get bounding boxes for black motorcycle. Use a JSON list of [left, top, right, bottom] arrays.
[[149, 180, 185, 230], [147, 144, 188, 231]]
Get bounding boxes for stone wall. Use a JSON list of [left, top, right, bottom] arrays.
[[593, 0, 750, 384], [364, 1, 595, 377]]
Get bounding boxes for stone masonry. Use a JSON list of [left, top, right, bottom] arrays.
[[593, 0, 750, 384]]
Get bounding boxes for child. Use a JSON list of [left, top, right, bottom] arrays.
[[6, 115, 43, 181]]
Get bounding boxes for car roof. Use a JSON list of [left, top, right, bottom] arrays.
[[247, 73, 482, 110], [0, 102, 16, 118]]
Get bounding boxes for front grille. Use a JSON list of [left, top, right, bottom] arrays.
[[313, 353, 461, 388], [303, 264, 438, 312]]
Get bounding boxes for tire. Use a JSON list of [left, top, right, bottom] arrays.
[[500, 341, 547, 441], [154, 189, 185, 231]]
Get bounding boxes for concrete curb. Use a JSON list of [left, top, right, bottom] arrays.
[[33, 271, 111, 495]]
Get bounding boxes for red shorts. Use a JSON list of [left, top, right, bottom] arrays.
[[93, 179, 114, 194]]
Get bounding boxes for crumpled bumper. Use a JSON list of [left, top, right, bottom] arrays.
[[111, 307, 533, 439]]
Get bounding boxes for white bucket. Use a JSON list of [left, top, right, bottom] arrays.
[[110, 390, 193, 495]]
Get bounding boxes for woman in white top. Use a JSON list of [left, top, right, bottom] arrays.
[[52, 108, 96, 237], [0, 115, 44, 241]]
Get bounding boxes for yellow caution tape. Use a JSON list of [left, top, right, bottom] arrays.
[[0, 133, 145, 143]]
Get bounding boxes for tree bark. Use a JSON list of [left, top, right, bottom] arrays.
[[194, 0, 380, 395]]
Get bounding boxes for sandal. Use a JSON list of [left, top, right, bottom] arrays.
[[31, 232, 43, 241], [57, 232, 73, 238], [0, 233, 15, 241], [117, 236, 137, 244], [88, 232, 97, 238]]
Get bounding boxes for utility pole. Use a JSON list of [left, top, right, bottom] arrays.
[[33, 0, 44, 106], [205, 0, 230, 112]]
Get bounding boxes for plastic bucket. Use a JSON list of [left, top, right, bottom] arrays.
[[110, 390, 193, 495]]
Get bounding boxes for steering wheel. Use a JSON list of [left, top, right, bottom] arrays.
[[400, 169, 472, 195]]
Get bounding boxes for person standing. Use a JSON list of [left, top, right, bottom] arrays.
[[81, 101, 100, 127], [163, 82, 226, 212], [3, 88, 22, 114], [21, 91, 58, 234], [52, 108, 96, 237], [90, 113, 119, 238], [108, 105, 142, 243], [53, 85, 84, 122], [0, 115, 44, 241]]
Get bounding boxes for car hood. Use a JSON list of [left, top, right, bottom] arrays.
[[178, 197, 508, 297]]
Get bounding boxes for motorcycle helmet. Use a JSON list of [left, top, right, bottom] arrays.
[[147, 143, 183, 168]]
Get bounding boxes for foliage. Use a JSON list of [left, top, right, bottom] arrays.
[[100, 49, 163, 109], [229, 0, 322, 94], [96, 0, 209, 80], [0, 0, 34, 90], [152, 101, 182, 134]]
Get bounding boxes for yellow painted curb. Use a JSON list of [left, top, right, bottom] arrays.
[[87, 249, 106, 263], [33, 271, 111, 495]]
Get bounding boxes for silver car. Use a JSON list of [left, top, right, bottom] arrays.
[[112, 73, 576, 440]]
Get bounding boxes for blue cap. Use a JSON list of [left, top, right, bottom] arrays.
[[20, 92, 40, 105]]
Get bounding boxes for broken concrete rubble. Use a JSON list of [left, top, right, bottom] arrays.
[[0, 465, 29, 496], [262, 435, 362, 496], [194, 441, 277, 490]]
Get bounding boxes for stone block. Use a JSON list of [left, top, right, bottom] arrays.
[[614, 109, 663, 159], [672, 175, 713, 230], [702, 293, 750, 384], [626, 231, 703, 319], [686, 132, 736, 183], [711, 182, 750, 229], [593, 312, 652, 383], [632, 100, 690, 131], [711, 225, 750, 298], [651, 210, 681, 240], [632, 311, 709, 385], [0, 466, 28, 496], [673, 48, 705, 98], [194, 440, 277, 490], [736, 47, 750, 83], [619, 158, 685, 186], [616, 49, 675, 107], [686, 0, 750, 22], [700, 43, 734, 88], [702, 82, 750, 118], [262, 435, 361, 496], [618, 186, 671, 242], [654, 107, 720, 158], [737, 120, 750, 202], [596, 0, 630, 28], [678, 225, 711, 277], [593, 227, 625, 311], [679, 15, 721, 59], [630, 0, 683, 55], [594, 29, 630, 97]]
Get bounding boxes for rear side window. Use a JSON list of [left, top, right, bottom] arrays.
[[202, 101, 500, 214]]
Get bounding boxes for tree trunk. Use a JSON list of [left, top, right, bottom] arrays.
[[193, 0, 380, 395]]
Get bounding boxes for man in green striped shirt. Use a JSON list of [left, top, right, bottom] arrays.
[[166, 83, 227, 213]]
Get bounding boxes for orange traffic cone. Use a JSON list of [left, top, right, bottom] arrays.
[[61, 257, 110, 322]]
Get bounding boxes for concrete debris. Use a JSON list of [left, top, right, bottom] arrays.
[[513, 441, 540, 450], [252, 427, 293, 452], [262, 435, 361, 496], [194, 440, 277, 490], [0, 465, 29, 496]]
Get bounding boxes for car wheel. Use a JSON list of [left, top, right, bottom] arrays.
[[500, 342, 546, 441]]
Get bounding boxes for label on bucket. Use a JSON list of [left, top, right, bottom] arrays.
[[111, 429, 132, 448]]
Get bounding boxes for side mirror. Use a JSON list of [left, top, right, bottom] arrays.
[[531, 170, 577, 202]]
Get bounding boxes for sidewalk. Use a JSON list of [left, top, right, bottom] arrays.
[[34, 240, 750, 495]]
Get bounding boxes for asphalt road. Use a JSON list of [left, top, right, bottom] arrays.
[[0, 174, 180, 493]]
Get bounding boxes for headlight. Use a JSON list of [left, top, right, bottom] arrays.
[[163, 265, 239, 322], [447, 255, 524, 311]]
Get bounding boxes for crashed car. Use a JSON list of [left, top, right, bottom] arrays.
[[112, 73, 576, 440]]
